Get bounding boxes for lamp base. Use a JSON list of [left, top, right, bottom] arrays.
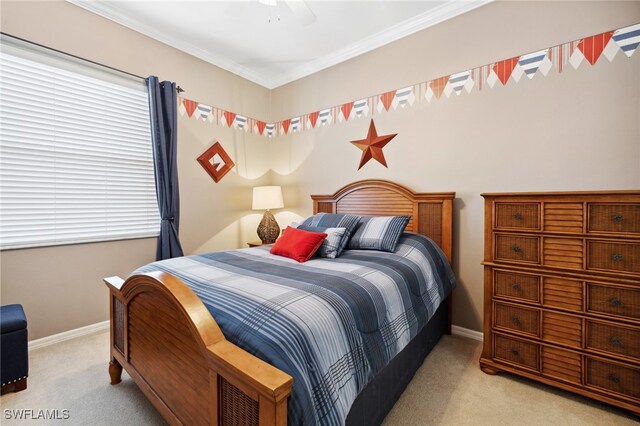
[[257, 210, 280, 244]]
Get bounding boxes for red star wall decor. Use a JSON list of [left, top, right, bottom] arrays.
[[350, 119, 397, 170]]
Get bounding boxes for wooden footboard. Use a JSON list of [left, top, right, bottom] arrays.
[[105, 272, 293, 426]]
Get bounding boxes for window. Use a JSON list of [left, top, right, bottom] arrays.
[[0, 35, 160, 249]]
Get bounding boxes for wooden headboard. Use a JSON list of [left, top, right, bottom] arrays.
[[311, 180, 455, 262]]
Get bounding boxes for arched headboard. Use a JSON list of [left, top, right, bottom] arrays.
[[311, 180, 455, 262]]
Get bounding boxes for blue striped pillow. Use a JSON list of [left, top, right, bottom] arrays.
[[348, 216, 411, 252], [297, 225, 346, 258], [300, 213, 361, 257]]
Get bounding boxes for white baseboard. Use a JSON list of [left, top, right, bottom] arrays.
[[451, 325, 484, 342], [29, 320, 109, 351]]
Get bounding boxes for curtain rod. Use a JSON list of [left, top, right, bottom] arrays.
[[0, 32, 185, 93]]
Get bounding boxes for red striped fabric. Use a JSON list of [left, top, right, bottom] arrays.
[[578, 31, 614, 65]]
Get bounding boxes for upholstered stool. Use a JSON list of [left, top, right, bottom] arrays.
[[1, 304, 28, 393]]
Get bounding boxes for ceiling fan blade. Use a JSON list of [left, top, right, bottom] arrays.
[[284, 0, 317, 26]]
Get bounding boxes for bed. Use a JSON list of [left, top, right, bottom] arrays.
[[104, 179, 455, 425]]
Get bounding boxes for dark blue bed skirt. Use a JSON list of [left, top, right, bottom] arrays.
[[346, 296, 449, 425]]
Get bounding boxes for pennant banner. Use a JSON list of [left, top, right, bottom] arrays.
[[178, 23, 639, 137]]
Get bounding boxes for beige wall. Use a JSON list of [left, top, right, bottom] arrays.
[[1, 0, 638, 339], [0, 0, 271, 339], [268, 1, 640, 332]]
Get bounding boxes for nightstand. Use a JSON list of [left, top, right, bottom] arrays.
[[247, 241, 263, 248]]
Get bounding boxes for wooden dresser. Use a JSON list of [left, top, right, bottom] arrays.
[[479, 191, 640, 416]]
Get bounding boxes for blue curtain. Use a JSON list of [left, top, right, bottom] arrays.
[[147, 76, 184, 260]]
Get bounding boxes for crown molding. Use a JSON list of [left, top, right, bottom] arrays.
[[67, 0, 491, 89], [66, 0, 273, 87]]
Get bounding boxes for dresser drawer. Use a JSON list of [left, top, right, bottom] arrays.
[[542, 276, 583, 312], [541, 346, 582, 384], [494, 302, 540, 337], [495, 234, 539, 264], [496, 203, 540, 230], [587, 241, 640, 274], [586, 320, 640, 361], [494, 271, 540, 303], [544, 203, 584, 233], [542, 237, 584, 270], [542, 311, 582, 349], [586, 357, 640, 401], [494, 334, 539, 371], [587, 284, 640, 321], [588, 203, 640, 235]]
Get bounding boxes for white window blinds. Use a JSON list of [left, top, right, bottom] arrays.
[[0, 36, 160, 250]]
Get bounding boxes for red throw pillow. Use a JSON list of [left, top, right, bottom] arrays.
[[270, 226, 327, 263]]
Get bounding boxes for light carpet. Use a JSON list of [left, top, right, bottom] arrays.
[[0, 331, 636, 425]]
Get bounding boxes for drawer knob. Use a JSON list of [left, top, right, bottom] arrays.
[[608, 374, 621, 384], [512, 245, 522, 253], [612, 253, 623, 262], [610, 336, 622, 346], [612, 214, 624, 222], [513, 213, 522, 220], [610, 298, 623, 307], [511, 316, 521, 324], [511, 348, 519, 356], [511, 283, 521, 291]]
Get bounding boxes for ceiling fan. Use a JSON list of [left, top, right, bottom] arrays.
[[225, 0, 317, 26]]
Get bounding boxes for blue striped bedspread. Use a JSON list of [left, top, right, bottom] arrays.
[[134, 232, 456, 425]]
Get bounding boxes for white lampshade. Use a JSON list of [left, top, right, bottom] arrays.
[[252, 186, 284, 210]]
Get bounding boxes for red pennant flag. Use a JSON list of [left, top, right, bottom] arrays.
[[183, 99, 198, 118], [429, 76, 450, 99], [224, 111, 236, 127], [256, 121, 266, 135], [492, 57, 519, 86], [341, 102, 353, 120], [282, 119, 291, 134], [578, 31, 614, 65], [380, 91, 395, 111], [308, 112, 319, 128]]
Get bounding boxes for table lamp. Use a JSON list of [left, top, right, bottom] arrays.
[[252, 186, 284, 244]]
